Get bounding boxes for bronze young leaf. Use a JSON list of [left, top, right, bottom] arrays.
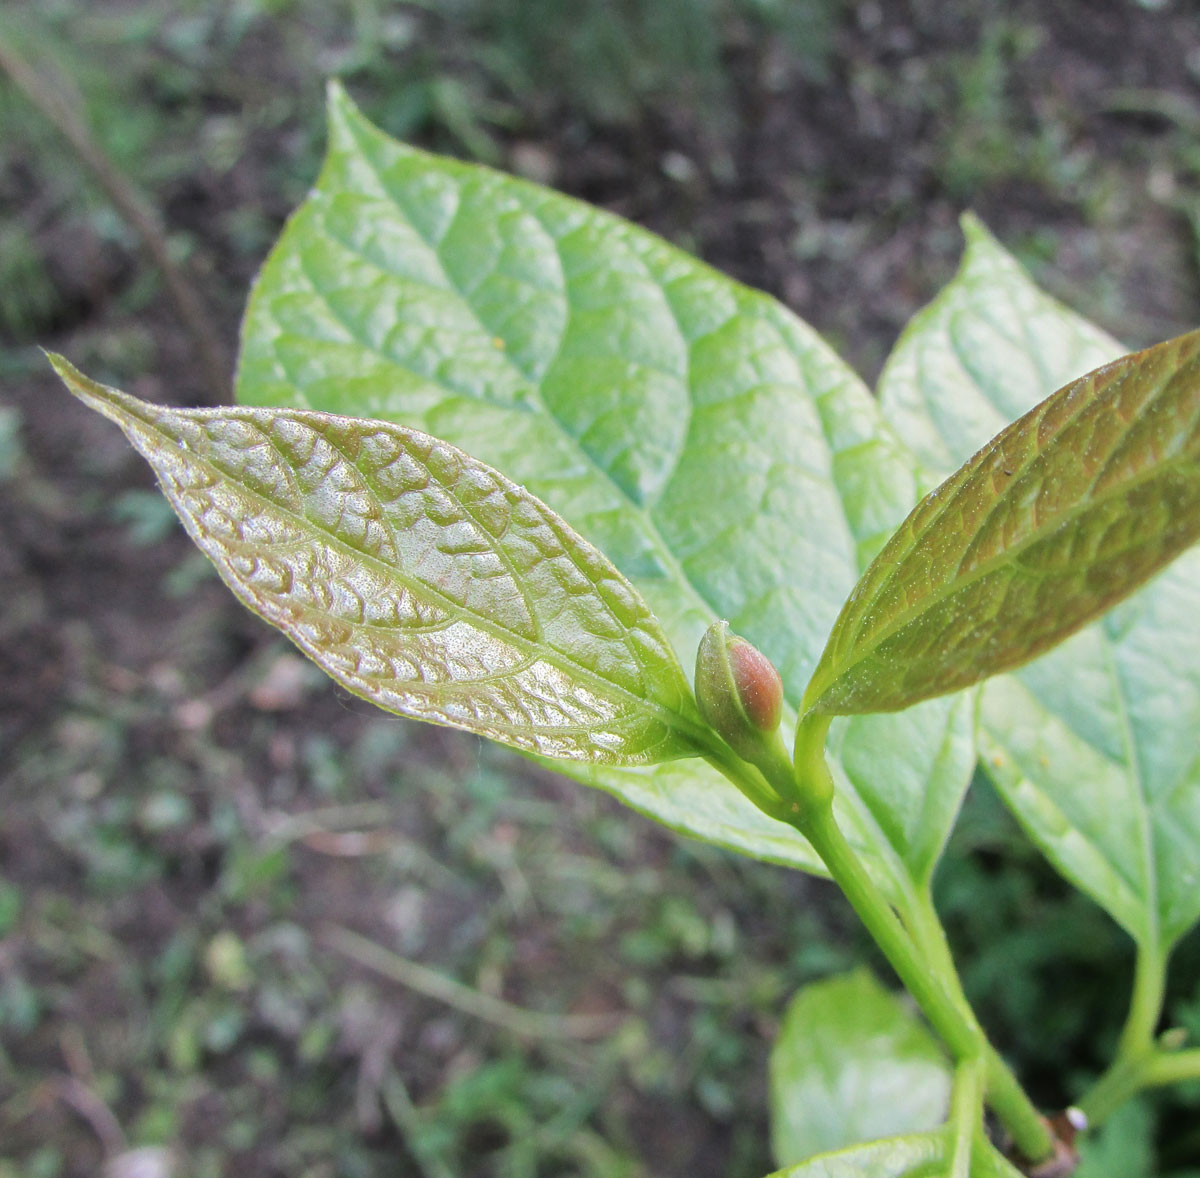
[[803, 328, 1200, 716]]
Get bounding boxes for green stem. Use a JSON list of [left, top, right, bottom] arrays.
[[904, 885, 963, 989], [1117, 939, 1167, 1059], [1077, 1045, 1200, 1126], [799, 797, 1051, 1161], [800, 798, 978, 1057], [1143, 1048, 1200, 1088], [949, 1056, 985, 1178], [906, 886, 1054, 1161], [1076, 940, 1168, 1126], [791, 717, 1054, 1164]]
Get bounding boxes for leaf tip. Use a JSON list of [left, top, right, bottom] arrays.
[[46, 355, 147, 432], [958, 210, 997, 249], [43, 348, 76, 382], [46, 351, 100, 407], [325, 77, 361, 134], [325, 76, 348, 110]]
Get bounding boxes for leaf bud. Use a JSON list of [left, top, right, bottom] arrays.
[[695, 621, 784, 758]]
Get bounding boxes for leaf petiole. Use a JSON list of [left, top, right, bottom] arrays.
[[702, 745, 793, 823], [1142, 1046, 1200, 1088], [1117, 937, 1169, 1062], [1075, 938, 1169, 1126]]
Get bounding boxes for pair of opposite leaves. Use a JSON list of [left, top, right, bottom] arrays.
[[53, 312, 1200, 775]]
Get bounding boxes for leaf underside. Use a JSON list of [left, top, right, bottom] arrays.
[[234, 82, 976, 901], [52, 356, 707, 766], [876, 217, 1200, 951]]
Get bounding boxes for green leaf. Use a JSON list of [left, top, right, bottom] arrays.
[[807, 326, 1200, 717], [980, 561, 1200, 946], [770, 968, 951, 1166], [765, 1133, 948, 1178], [1075, 1099, 1155, 1178], [51, 355, 710, 765], [877, 214, 1123, 485], [235, 81, 974, 899], [877, 217, 1200, 950]]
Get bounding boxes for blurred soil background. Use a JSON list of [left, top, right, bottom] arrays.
[[3, 2, 1200, 1176]]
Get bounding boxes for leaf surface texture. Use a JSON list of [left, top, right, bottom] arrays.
[[54, 357, 707, 765], [235, 83, 975, 896], [769, 969, 951, 1166], [810, 326, 1200, 716], [877, 218, 1200, 950]]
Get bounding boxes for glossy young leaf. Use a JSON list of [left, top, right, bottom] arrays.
[[806, 326, 1200, 717], [235, 83, 975, 898], [766, 1134, 949, 1178], [769, 969, 951, 1166], [765, 1132, 1027, 1178], [877, 219, 1200, 952], [52, 356, 713, 765]]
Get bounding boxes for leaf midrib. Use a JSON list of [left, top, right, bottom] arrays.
[[1099, 631, 1160, 951]]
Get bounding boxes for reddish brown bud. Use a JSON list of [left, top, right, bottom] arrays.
[[695, 621, 784, 758]]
